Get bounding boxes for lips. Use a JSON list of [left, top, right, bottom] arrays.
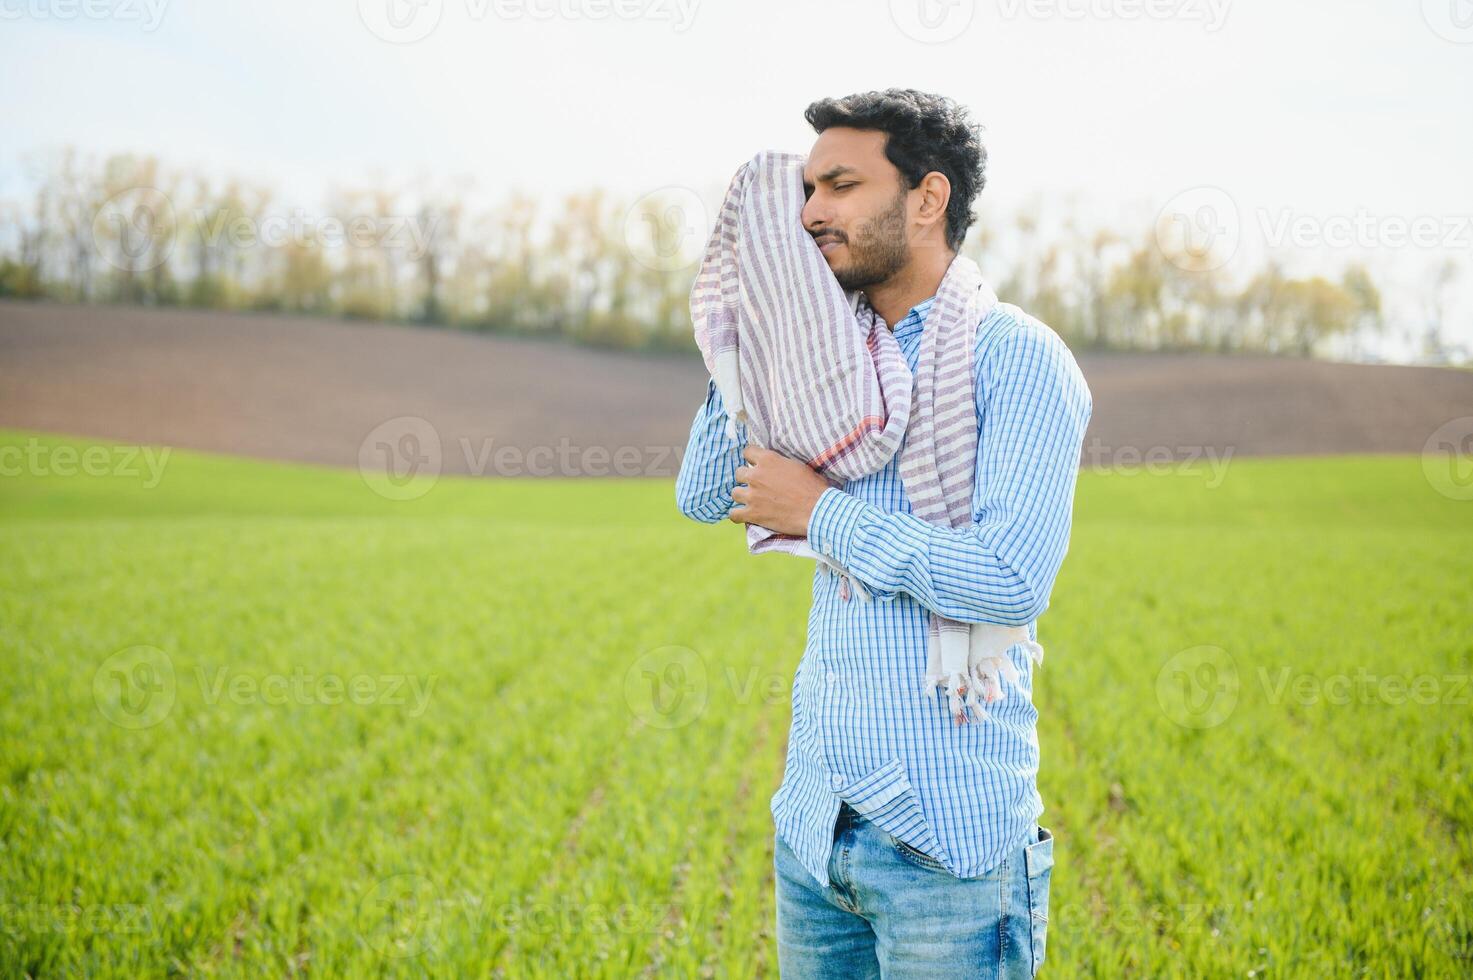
[[815, 237, 844, 254]]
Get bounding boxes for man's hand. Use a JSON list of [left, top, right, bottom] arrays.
[[729, 445, 835, 536]]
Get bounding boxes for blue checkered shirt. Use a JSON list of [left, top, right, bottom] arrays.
[[675, 295, 1092, 886]]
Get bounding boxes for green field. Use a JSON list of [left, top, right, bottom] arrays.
[[1, 429, 1469, 977]]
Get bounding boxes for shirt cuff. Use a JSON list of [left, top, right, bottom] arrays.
[[806, 486, 869, 567]]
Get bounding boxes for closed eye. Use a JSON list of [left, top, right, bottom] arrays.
[[833, 183, 856, 192]]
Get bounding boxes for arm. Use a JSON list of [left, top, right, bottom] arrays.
[[675, 376, 749, 523], [804, 319, 1092, 625]]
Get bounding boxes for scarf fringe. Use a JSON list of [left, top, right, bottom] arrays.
[[820, 563, 1044, 724], [821, 562, 871, 603], [924, 632, 1046, 725]]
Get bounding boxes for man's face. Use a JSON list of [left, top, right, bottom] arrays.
[[801, 128, 912, 292]]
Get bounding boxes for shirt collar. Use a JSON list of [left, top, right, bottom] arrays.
[[892, 295, 936, 340]]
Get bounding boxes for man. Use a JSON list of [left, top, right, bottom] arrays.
[[675, 89, 1092, 978]]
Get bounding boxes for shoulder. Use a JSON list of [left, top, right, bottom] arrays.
[[972, 302, 1093, 418]]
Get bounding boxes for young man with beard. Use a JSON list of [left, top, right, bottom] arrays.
[[676, 89, 1092, 978]]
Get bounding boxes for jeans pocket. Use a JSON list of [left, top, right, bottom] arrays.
[[1024, 826, 1054, 975], [841, 756, 952, 876], [890, 834, 951, 874]]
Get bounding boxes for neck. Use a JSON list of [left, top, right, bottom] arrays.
[[862, 246, 957, 331]]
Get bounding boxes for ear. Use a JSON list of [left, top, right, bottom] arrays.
[[915, 171, 951, 226]]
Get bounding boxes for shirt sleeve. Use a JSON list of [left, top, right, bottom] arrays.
[[805, 320, 1092, 625], [674, 376, 749, 524]]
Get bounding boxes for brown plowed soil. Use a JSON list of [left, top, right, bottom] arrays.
[[2, 300, 1469, 477]]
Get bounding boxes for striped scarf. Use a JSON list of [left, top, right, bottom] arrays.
[[690, 149, 1043, 724]]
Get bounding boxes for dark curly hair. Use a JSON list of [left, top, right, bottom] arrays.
[[802, 88, 986, 253]]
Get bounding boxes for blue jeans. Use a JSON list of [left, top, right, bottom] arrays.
[[774, 803, 1054, 978]]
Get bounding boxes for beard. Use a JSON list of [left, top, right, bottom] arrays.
[[829, 187, 911, 292]]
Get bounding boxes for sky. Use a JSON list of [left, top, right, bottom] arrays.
[[3, 0, 1471, 357]]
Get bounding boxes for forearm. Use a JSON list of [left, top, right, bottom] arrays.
[[805, 320, 1092, 624], [674, 378, 747, 523], [806, 488, 1056, 625]]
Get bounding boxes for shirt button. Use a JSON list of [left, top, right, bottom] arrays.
[[826, 672, 837, 684], [830, 773, 844, 789]]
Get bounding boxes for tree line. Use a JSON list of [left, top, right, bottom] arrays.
[[0, 146, 1418, 359]]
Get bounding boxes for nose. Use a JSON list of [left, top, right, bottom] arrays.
[[801, 193, 830, 235]]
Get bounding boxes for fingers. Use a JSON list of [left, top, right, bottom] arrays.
[[741, 444, 774, 465]]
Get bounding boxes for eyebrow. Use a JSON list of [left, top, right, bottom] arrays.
[[801, 165, 859, 192]]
